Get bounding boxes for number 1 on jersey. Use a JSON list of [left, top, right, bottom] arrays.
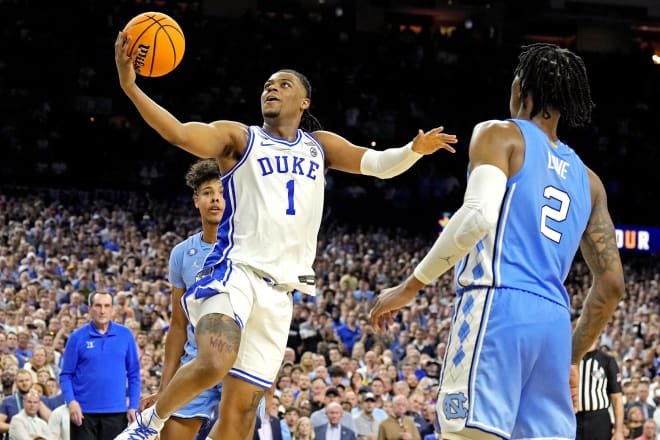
[[286, 179, 296, 215]]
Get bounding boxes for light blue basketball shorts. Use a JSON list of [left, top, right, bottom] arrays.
[[172, 353, 222, 420], [436, 287, 575, 439]]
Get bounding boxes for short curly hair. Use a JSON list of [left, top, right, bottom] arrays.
[[185, 159, 220, 192]]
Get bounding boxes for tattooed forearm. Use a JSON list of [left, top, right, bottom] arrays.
[[580, 202, 621, 275], [572, 285, 619, 363], [573, 193, 625, 364]]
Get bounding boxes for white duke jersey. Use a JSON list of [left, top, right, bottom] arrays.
[[454, 118, 592, 309], [202, 126, 325, 295]]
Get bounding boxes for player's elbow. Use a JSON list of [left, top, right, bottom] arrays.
[[596, 271, 625, 304], [608, 274, 625, 303], [453, 205, 496, 250]]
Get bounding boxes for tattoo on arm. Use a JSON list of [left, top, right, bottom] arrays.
[[580, 201, 620, 275], [573, 199, 624, 363]]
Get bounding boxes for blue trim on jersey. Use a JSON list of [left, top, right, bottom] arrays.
[[493, 184, 515, 288], [257, 127, 302, 146], [201, 126, 253, 272], [220, 127, 255, 180], [181, 286, 194, 323], [229, 368, 272, 389]]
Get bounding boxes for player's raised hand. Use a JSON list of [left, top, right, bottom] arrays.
[[411, 126, 458, 155], [114, 31, 136, 89]]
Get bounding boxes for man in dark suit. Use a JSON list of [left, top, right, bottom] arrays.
[[314, 402, 356, 440], [254, 394, 284, 440], [631, 379, 656, 421], [258, 413, 284, 440]]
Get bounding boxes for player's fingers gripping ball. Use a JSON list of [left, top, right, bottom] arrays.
[[123, 11, 185, 77]]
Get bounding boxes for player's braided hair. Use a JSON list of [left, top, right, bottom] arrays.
[[185, 158, 221, 193], [514, 43, 594, 127], [278, 69, 323, 132]]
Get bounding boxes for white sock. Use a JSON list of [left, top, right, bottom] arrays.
[[150, 406, 167, 429]]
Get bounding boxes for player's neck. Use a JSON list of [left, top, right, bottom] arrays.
[[201, 224, 218, 244], [530, 113, 560, 142], [262, 120, 299, 141]]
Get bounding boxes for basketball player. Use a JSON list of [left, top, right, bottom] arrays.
[[113, 30, 457, 440], [139, 158, 225, 439], [369, 43, 625, 440]]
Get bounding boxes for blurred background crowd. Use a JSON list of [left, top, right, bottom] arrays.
[[0, 0, 659, 438]]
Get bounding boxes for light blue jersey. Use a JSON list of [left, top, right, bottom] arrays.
[[438, 119, 592, 440], [168, 231, 221, 420], [169, 232, 215, 363], [454, 118, 591, 309]]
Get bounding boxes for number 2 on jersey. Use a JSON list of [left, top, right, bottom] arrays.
[[286, 179, 296, 215], [540, 186, 570, 243]]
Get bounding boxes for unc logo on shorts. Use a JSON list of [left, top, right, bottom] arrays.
[[188, 248, 197, 256], [443, 392, 468, 420]]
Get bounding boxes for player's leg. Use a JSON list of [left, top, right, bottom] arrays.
[[208, 274, 293, 439], [115, 274, 254, 440], [114, 311, 238, 440], [511, 295, 574, 439], [436, 288, 520, 439], [208, 375, 265, 440], [160, 344, 223, 440], [154, 309, 239, 417], [159, 417, 204, 440]]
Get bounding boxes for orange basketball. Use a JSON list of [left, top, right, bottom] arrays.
[[123, 12, 185, 77]]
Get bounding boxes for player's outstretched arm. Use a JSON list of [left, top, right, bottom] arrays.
[[369, 122, 510, 333], [114, 31, 243, 160], [572, 169, 625, 363], [315, 127, 457, 176]]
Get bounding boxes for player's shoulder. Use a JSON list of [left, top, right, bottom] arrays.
[[583, 165, 606, 203], [170, 233, 199, 255], [209, 120, 250, 143], [210, 120, 248, 131], [472, 119, 519, 136], [309, 130, 332, 144], [470, 119, 523, 151]]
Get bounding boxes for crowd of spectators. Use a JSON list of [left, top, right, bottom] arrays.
[[0, 191, 658, 438], [0, 0, 659, 438]]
